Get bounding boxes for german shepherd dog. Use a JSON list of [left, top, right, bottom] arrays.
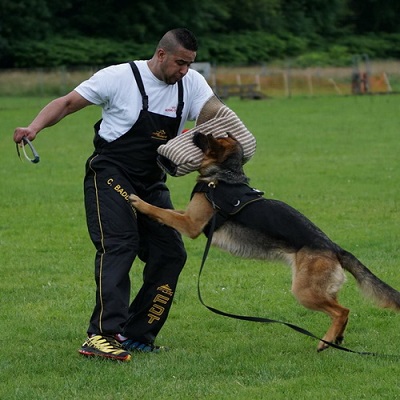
[[130, 132, 400, 351]]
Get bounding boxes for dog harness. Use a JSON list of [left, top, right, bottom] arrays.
[[191, 181, 264, 234]]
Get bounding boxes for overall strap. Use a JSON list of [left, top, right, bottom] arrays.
[[129, 61, 148, 110], [176, 79, 184, 118]]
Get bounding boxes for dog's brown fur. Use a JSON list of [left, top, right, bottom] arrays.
[[130, 132, 400, 351]]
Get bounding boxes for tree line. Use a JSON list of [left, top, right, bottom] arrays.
[[1, 0, 399, 68]]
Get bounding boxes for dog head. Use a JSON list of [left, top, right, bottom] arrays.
[[192, 132, 247, 183]]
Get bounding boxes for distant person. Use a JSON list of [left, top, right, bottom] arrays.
[[13, 28, 214, 361]]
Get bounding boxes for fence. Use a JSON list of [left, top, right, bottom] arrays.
[[1, 61, 399, 98], [0, 66, 96, 97], [209, 62, 400, 98]]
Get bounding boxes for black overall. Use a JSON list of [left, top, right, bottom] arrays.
[[83, 62, 187, 343]]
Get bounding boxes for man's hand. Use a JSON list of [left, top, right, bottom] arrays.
[[14, 127, 37, 144]]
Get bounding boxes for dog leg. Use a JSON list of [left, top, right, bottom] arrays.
[[129, 193, 214, 239], [316, 301, 349, 351], [291, 250, 350, 351]]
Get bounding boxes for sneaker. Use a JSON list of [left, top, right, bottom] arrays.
[[78, 335, 131, 362], [121, 339, 168, 353]]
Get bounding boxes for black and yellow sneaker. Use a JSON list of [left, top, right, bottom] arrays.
[[78, 335, 131, 362]]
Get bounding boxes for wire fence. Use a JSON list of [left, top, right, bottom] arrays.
[[1, 61, 399, 98]]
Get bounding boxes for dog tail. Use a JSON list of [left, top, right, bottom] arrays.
[[339, 249, 400, 311]]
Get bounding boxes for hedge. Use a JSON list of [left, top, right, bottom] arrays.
[[2, 32, 400, 68]]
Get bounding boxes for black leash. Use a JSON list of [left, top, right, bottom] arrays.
[[197, 184, 396, 357]]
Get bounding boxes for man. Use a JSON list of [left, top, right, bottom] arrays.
[[14, 28, 214, 361]]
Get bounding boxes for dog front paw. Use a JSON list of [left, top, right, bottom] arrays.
[[129, 194, 154, 217], [129, 194, 143, 209]]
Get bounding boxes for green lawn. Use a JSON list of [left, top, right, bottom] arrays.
[[1, 94, 399, 399]]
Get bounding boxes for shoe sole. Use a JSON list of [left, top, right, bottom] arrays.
[[78, 348, 131, 362]]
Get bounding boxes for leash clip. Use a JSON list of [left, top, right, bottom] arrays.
[[208, 181, 216, 188]]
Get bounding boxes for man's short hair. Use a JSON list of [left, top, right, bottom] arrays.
[[158, 28, 198, 52]]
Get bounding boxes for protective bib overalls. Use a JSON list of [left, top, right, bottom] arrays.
[[83, 62, 187, 344]]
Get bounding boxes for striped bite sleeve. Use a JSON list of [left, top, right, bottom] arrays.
[[157, 104, 256, 177]]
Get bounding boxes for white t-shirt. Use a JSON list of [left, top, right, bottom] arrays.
[[75, 60, 214, 142]]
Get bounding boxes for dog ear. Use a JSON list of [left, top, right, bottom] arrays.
[[193, 131, 209, 152], [192, 131, 201, 141]]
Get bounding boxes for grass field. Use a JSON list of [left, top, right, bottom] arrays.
[[1, 94, 399, 399]]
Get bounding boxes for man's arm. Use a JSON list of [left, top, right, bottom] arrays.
[[13, 90, 93, 143]]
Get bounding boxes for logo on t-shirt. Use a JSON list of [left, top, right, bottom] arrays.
[[165, 106, 177, 113]]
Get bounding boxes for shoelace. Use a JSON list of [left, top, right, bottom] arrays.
[[89, 335, 125, 354]]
